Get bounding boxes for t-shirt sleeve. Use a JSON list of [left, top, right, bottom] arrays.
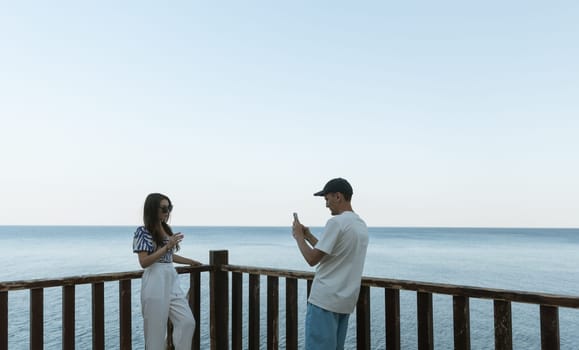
[[133, 227, 154, 253], [315, 218, 341, 255]]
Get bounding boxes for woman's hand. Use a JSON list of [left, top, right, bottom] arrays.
[[172, 253, 202, 266], [189, 259, 203, 266], [167, 233, 184, 250]]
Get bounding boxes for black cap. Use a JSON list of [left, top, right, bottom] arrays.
[[313, 178, 353, 197]]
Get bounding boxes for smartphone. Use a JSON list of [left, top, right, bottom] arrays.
[[293, 212, 299, 222]]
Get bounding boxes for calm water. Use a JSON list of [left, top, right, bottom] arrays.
[[3, 226, 579, 349]]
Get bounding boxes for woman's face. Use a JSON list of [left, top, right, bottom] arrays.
[[159, 199, 172, 222]]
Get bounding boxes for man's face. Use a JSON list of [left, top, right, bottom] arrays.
[[324, 193, 340, 215]]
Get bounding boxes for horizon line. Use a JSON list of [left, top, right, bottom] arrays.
[[1, 224, 577, 230]]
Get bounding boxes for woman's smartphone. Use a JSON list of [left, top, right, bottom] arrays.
[[293, 212, 299, 222]]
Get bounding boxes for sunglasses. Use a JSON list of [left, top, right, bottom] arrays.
[[159, 205, 173, 214]]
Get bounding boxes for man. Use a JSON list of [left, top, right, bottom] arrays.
[[292, 177, 369, 350]]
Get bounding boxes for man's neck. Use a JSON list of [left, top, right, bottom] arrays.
[[336, 204, 354, 215]]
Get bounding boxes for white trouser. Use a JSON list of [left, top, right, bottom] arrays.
[[141, 263, 196, 350]]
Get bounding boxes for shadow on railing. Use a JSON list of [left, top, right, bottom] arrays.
[[2, 250, 579, 350]]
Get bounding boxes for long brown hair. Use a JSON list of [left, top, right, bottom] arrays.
[[143, 193, 179, 251]]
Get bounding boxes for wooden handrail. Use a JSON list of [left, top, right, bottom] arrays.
[[222, 264, 579, 308], [0, 265, 211, 292], [224, 264, 314, 280]]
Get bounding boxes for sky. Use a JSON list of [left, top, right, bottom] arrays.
[[0, 1, 577, 227]]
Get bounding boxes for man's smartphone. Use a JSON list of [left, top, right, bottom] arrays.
[[293, 213, 318, 246]]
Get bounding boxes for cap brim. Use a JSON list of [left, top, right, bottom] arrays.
[[313, 190, 326, 196]]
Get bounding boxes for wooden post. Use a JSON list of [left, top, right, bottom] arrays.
[[248, 274, 260, 350], [417, 292, 433, 350], [166, 319, 175, 349], [267, 276, 279, 350], [232, 272, 243, 350], [540, 305, 559, 350], [210, 250, 229, 350], [453, 295, 470, 350], [285, 278, 298, 350], [92, 283, 105, 350], [30, 288, 44, 350], [356, 285, 371, 350], [62, 285, 75, 350], [1, 291, 7, 350], [190, 270, 201, 350], [119, 279, 132, 350], [385, 289, 400, 350], [494, 300, 512, 350]]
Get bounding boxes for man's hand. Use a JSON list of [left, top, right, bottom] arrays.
[[292, 221, 306, 240], [293, 222, 325, 266], [303, 227, 318, 246]]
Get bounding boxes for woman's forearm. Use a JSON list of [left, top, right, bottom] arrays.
[[173, 254, 202, 266], [138, 246, 169, 268]]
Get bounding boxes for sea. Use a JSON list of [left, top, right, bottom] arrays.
[[2, 226, 579, 349]]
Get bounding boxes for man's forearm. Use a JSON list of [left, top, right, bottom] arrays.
[[297, 237, 318, 266], [304, 228, 318, 246]]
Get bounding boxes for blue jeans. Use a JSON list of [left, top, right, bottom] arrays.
[[305, 303, 350, 350]]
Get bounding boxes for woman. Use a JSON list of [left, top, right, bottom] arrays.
[[133, 193, 202, 350]]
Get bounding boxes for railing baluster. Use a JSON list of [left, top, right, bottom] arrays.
[[167, 318, 175, 349], [30, 288, 44, 350], [306, 279, 312, 298], [267, 276, 279, 350], [453, 295, 470, 350], [92, 282, 105, 350], [232, 272, 243, 350], [249, 274, 260, 350], [285, 278, 298, 350], [62, 285, 75, 350], [417, 291, 434, 350], [540, 305, 560, 350], [119, 279, 131, 350], [494, 300, 512, 350], [357, 285, 371, 350], [1, 291, 7, 350], [210, 250, 229, 350], [385, 288, 400, 350], [167, 269, 204, 350], [190, 270, 201, 350]]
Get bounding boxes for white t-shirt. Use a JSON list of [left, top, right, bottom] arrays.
[[308, 211, 369, 314]]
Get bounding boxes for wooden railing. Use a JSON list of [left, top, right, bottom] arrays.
[[2, 249, 579, 349], [0, 265, 211, 350], [213, 250, 579, 350]]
